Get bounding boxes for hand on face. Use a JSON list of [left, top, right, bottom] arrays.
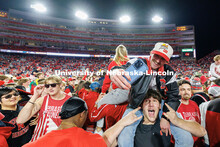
[[34, 84, 45, 97]]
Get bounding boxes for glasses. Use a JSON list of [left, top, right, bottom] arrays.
[[2, 92, 19, 99], [45, 83, 59, 88]]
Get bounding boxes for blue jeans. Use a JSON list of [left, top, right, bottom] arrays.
[[118, 101, 194, 147], [118, 108, 142, 147]]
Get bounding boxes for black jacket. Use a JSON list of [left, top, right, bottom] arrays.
[[0, 106, 32, 147], [111, 58, 181, 112]]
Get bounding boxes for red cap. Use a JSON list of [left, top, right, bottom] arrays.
[[16, 76, 22, 79], [200, 76, 207, 85], [8, 80, 14, 83], [193, 77, 200, 82], [184, 77, 190, 81], [68, 78, 76, 81]]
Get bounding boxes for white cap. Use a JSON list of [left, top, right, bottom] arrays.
[[151, 42, 173, 62], [208, 85, 220, 98]]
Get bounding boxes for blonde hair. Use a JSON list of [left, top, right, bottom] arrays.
[[17, 78, 29, 86], [45, 76, 62, 84], [214, 55, 220, 62], [38, 79, 45, 85], [113, 44, 129, 66]]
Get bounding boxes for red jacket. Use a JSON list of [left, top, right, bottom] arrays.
[[0, 122, 15, 147], [78, 88, 89, 100], [83, 91, 100, 129], [101, 60, 127, 93], [206, 99, 220, 147]]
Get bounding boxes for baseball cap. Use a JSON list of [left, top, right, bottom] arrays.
[[59, 97, 88, 119], [89, 82, 100, 91], [191, 77, 203, 90], [15, 85, 32, 95], [208, 85, 220, 98], [151, 42, 173, 62], [68, 78, 76, 81]]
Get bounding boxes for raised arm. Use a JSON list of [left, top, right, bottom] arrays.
[[163, 103, 206, 137], [16, 85, 45, 124]]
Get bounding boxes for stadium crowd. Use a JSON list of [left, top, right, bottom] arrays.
[[0, 42, 220, 147]]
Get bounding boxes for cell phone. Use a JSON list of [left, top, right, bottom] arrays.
[[124, 58, 148, 84]]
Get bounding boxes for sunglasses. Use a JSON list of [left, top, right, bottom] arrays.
[[2, 92, 19, 99], [45, 83, 59, 88]]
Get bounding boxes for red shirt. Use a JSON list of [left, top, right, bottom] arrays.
[[23, 127, 107, 147], [101, 60, 127, 93], [177, 100, 202, 146], [31, 94, 71, 142]]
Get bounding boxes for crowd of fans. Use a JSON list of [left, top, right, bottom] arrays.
[[0, 50, 217, 77], [0, 43, 219, 147]]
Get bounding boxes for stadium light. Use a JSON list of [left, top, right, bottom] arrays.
[[152, 15, 163, 23], [30, 3, 47, 13], [119, 15, 131, 23], [75, 11, 88, 20]]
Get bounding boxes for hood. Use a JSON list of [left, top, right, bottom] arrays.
[[0, 122, 15, 139]]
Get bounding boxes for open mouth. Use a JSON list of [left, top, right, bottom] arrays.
[[148, 110, 155, 117]]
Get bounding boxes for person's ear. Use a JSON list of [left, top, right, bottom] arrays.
[[159, 103, 161, 109], [80, 111, 87, 118]]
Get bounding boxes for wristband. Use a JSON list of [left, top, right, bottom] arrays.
[[162, 114, 170, 122]]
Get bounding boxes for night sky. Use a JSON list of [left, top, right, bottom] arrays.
[[0, 0, 219, 59]]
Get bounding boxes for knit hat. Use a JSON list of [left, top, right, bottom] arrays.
[[89, 82, 100, 91], [151, 42, 173, 62], [208, 85, 220, 98], [191, 77, 203, 90]]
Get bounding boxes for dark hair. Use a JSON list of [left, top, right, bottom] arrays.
[[178, 80, 191, 87], [142, 89, 162, 104], [0, 87, 18, 101], [83, 81, 91, 90]]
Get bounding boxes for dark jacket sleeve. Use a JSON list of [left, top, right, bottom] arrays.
[[159, 64, 181, 112]]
